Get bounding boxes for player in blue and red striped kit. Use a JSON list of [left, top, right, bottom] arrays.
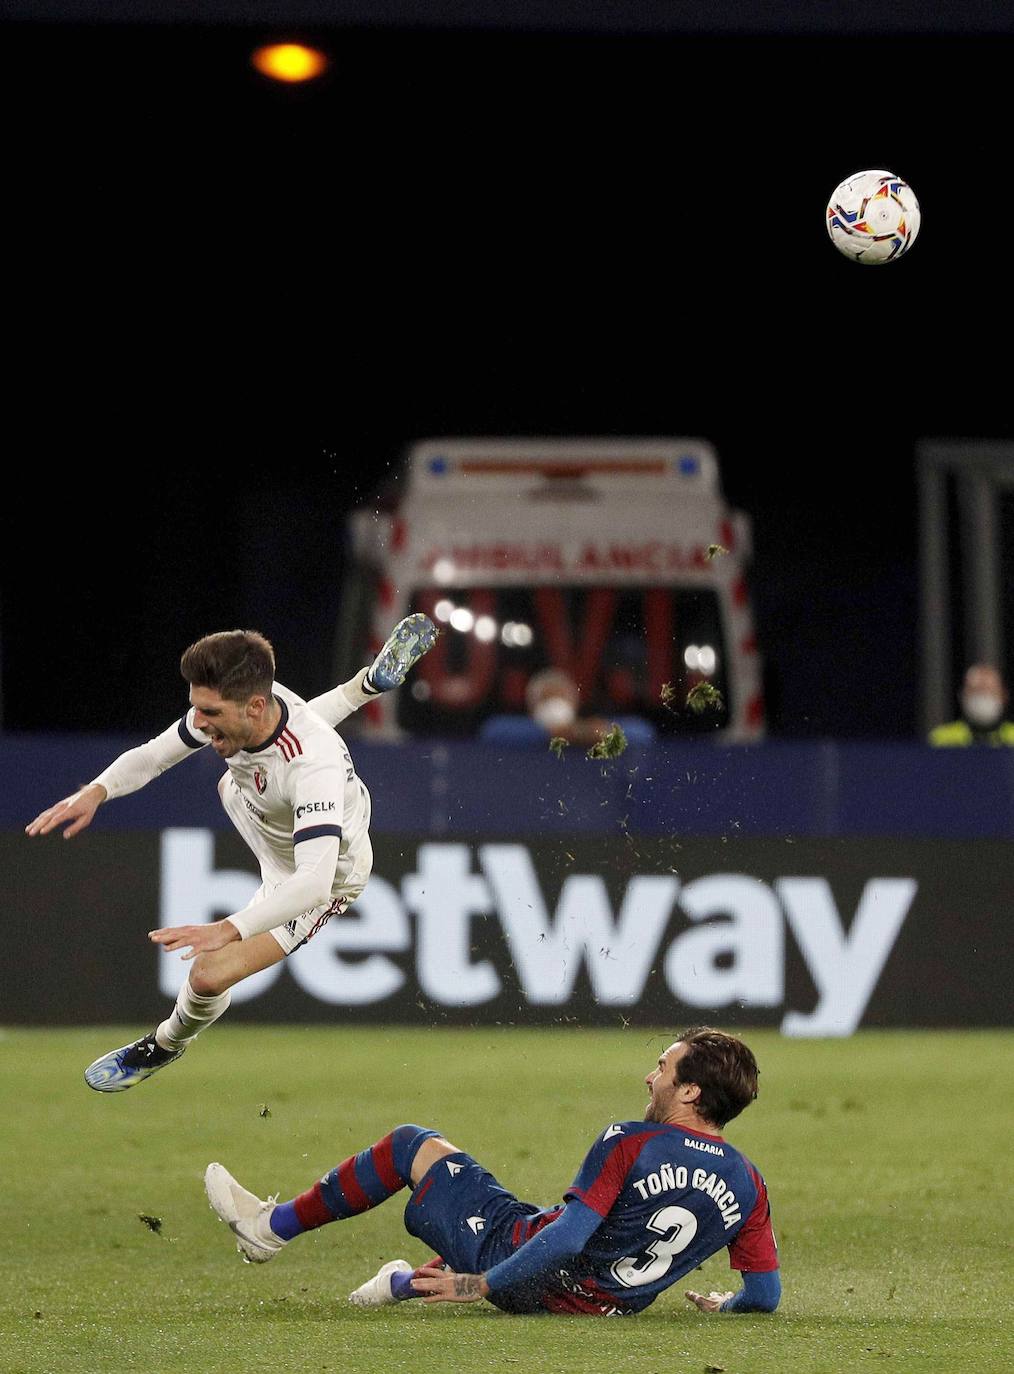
[[204, 1027, 780, 1318]]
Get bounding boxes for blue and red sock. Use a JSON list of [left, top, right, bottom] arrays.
[[270, 1124, 439, 1241], [391, 1270, 419, 1301]]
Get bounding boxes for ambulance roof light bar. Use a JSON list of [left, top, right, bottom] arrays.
[[407, 438, 720, 495]]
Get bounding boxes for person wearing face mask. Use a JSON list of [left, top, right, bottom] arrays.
[[928, 663, 1014, 746], [480, 668, 655, 746], [525, 668, 610, 746]]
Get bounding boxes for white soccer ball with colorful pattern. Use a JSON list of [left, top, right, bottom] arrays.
[[825, 170, 920, 264]]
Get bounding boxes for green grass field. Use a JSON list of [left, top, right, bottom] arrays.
[[0, 1026, 1011, 1374]]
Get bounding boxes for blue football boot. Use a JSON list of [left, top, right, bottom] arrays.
[[366, 613, 438, 693], [84, 1032, 185, 1092]]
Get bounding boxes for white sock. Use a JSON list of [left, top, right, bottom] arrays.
[[155, 978, 232, 1050], [307, 668, 378, 724]]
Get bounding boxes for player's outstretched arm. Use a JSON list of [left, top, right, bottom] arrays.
[[685, 1289, 735, 1313], [148, 918, 241, 958], [148, 829, 342, 957], [686, 1268, 781, 1314], [26, 783, 107, 839], [412, 1198, 604, 1305], [410, 1270, 489, 1304], [411, 1197, 605, 1307], [26, 714, 209, 840]]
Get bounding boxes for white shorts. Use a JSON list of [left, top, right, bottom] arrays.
[[241, 883, 366, 956]]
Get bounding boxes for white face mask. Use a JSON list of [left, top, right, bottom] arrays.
[[962, 691, 1003, 729], [533, 696, 576, 731]]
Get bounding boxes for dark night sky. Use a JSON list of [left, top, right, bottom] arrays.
[[4, 20, 1012, 738]]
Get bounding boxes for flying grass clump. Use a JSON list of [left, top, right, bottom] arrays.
[[586, 723, 628, 760], [686, 681, 724, 714], [662, 679, 724, 716], [549, 725, 628, 760], [706, 543, 729, 561]]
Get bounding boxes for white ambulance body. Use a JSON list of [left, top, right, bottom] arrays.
[[339, 438, 764, 740]]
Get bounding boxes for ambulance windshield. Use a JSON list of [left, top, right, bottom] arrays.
[[398, 585, 729, 736]]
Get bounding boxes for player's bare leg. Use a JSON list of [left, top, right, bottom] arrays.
[[406, 1136, 459, 1184], [185, 930, 288, 999], [84, 931, 285, 1093]]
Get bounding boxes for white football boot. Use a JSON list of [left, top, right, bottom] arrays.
[[204, 1162, 285, 1264], [348, 1259, 414, 1308], [366, 614, 438, 693]]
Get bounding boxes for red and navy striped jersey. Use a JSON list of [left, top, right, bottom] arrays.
[[540, 1120, 777, 1314]]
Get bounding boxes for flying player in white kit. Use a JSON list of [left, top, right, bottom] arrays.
[[25, 614, 437, 1092]]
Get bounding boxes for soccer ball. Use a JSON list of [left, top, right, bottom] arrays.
[[825, 169, 920, 264]]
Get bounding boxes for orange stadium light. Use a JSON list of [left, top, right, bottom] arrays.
[[251, 43, 329, 84]]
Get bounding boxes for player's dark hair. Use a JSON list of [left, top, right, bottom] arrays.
[[180, 630, 275, 702], [674, 1026, 759, 1128]]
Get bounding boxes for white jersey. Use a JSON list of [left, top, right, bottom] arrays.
[[91, 672, 377, 940], [180, 683, 371, 894]]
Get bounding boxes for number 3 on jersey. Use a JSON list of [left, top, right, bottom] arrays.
[[610, 1205, 699, 1287]]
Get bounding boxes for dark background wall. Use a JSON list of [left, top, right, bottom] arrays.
[[3, 15, 1012, 737]]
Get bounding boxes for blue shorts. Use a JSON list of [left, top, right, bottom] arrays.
[[403, 1152, 553, 1312]]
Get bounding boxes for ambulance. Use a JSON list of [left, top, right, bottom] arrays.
[[336, 438, 764, 740]]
